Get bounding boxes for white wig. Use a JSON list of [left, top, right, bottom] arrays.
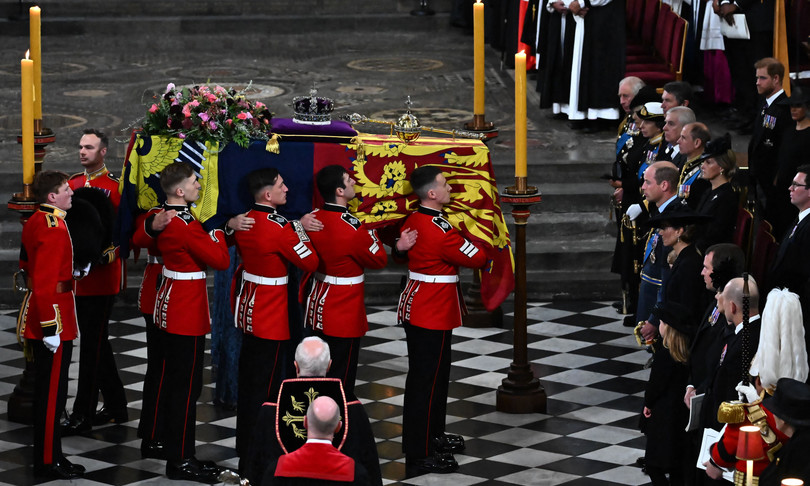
[[750, 288, 809, 391]]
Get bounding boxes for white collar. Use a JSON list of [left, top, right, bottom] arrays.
[[658, 194, 678, 212], [305, 438, 333, 445], [798, 207, 810, 223], [765, 89, 785, 107], [734, 314, 760, 334]]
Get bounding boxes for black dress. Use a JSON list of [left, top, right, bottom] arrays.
[[695, 182, 740, 254]]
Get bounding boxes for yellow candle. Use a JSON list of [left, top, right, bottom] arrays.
[[515, 50, 527, 178], [473, 0, 485, 115], [30, 6, 42, 120], [21, 54, 35, 185]]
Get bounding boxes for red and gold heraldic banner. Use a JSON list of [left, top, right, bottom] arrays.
[[316, 134, 515, 311]]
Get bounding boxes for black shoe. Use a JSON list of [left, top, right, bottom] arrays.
[[612, 301, 623, 311], [141, 440, 167, 460], [61, 457, 86, 474], [61, 414, 91, 436], [623, 316, 637, 327], [93, 406, 128, 425], [34, 459, 85, 480], [166, 457, 221, 483], [433, 432, 466, 453], [189, 456, 224, 474], [406, 452, 459, 477]]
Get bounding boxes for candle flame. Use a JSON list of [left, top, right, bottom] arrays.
[[25, 50, 30, 60], [476, 0, 482, 3], [519, 50, 525, 55]]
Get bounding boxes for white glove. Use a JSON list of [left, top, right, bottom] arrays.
[[736, 381, 759, 403], [626, 204, 643, 221], [43, 335, 60, 353], [73, 262, 91, 279]]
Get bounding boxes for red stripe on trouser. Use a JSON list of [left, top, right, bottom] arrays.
[[264, 342, 281, 399], [343, 341, 354, 385], [150, 359, 166, 440], [424, 331, 446, 456], [44, 344, 64, 465], [180, 343, 198, 454]]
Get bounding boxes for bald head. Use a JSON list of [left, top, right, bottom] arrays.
[[305, 396, 341, 440], [294, 336, 331, 377], [722, 276, 761, 324]]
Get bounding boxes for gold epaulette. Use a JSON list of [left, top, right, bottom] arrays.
[[717, 400, 746, 424]]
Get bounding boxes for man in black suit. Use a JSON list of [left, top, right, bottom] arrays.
[[748, 58, 790, 222], [701, 276, 762, 432], [767, 164, 810, 360]]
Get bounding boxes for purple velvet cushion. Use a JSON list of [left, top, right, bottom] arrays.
[[271, 118, 358, 136]]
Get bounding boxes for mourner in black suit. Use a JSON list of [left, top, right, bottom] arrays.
[[684, 243, 745, 485], [767, 164, 810, 364], [748, 58, 791, 222], [700, 277, 762, 432]]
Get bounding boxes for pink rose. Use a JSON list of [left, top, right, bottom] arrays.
[[149, 104, 159, 113], [207, 94, 217, 103], [226, 119, 233, 126], [237, 112, 248, 120], [209, 121, 218, 130]]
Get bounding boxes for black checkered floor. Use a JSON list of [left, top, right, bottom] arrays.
[[0, 300, 653, 485]]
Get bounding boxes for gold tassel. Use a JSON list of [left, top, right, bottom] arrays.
[[265, 134, 280, 154], [717, 400, 746, 424]]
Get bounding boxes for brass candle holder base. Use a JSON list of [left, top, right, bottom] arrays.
[[464, 114, 498, 141], [496, 181, 546, 413]]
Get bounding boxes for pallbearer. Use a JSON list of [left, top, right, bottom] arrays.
[[232, 168, 319, 462], [304, 165, 416, 399], [396, 166, 487, 476]]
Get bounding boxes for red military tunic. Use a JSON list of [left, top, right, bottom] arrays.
[[305, 204, 387, 338], [397, 206, 487, 330], [234, 204, 319, 340], [19, 205, 79, 341], [274, 441, 355, 482], [132, 207, 163, 315], [68, 166, 123, 296], [154, 205, 229, 336], [710, 401, 788, 479]]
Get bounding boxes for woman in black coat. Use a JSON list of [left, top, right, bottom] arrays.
[[643, 301, 694, 486], [695, 134, 740, 254]]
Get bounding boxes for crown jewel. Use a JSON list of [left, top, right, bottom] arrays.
[[292, 88, 334, 125]]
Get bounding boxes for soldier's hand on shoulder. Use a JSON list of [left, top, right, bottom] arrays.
[[397, 228, 418, 252], [227, 213, 255, 232], [300, 212, 323, 232], [151, 209, 176, 232]]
